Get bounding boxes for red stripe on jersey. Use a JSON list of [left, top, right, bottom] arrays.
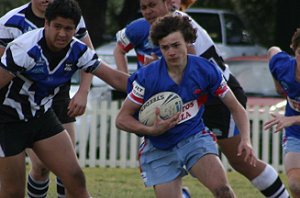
[[118, 41, 134, 53], [197, 94, 208, 107], [214, 84, 229, 97], [137, 53, 145, 65], [129, 92, 144, 104]]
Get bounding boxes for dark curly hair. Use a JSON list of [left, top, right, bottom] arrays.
[[290, 28, 300, 52], [45, 0, 81, 27], [150, 14, 197, 46]]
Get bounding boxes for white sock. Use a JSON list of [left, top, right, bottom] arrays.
[[251, 164, 289, 198]]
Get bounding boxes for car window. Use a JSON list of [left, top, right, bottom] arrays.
[[188, 12, 222, 43], [224, 14, 254, 45]]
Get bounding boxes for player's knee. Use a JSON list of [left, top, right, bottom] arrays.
[[288, 178, 300, 196], [31, 166, 50, 179], [66, 169, 87, 191], [2, 186, 25, 198], [212, 185, 235, 198]]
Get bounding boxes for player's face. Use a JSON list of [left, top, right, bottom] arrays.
[[140, 0, 170, 24], [31, 0, 53, 14], [44, 17, 76, 52], [159, 31, 188, 68]]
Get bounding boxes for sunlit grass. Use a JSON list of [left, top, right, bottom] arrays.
[[25, 167, 288, 198]]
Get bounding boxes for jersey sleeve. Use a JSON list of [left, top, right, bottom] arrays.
[[0, 23, 16, 48], [77, 45, 100, 73], [75, 17, 88, 40], [200, 58, 229, 98], [0, 42, 34, 74], [116, 18, 150, 53], [269, 51, 293, 81], [127, 71, 147, 105], [116, 27, 134, 53]]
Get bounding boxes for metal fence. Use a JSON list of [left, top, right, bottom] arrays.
[[76, 100, 284, 172]]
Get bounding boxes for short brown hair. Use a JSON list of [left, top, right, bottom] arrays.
[[150, 14, 197, 46]]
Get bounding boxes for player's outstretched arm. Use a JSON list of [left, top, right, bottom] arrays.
[[114, 44, 130, 74], [264, 113, 300, 132], [220, 89, 257, 167], [0, 67, 14, 89], [93, 61, 129, 93]]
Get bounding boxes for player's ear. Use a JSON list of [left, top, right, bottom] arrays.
[[44, 19, 50, 27]]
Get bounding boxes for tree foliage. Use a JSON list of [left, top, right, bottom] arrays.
[[230, 0, 277, 47]]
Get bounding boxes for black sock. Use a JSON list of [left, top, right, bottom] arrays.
[[57, 177, 66, 198], [27, 174, 49, 198]]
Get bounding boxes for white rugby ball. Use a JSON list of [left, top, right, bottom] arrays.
[[138, 91, 183, 126]]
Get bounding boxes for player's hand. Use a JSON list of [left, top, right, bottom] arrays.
[[68, 90, 88, 117], [144, 53, 159, 65], [237, 139, 257, 167], [264, 113, 294, 132], [148, 108, 180, 136]]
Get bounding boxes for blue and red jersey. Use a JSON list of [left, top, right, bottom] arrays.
[[127, 55, 229, 149], [270, 51, 300, 139]]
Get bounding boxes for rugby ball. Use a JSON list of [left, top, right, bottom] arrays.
[[138, 91, 183, 126]]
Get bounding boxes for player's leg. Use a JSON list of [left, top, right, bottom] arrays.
[[0, 152, 27, 197], [284, 136, 300, 197], [57, 121, 76, 197], [218, 135, 289, 197], [26, 149, 50, 198], [139, 138, 189, 198], [32, 109, 89, 198], [285, 154, 300, 198], [51, 98, 77, 197], [154, 177, 183, 198], [190, 154, 236, 198], [33, 130, 89, 198], [0, 121, 33, 197], [204, 100, 289, 198], [183, 131, 235, 197], [204, 86, 289, 198], [26, 116, 75, 198]]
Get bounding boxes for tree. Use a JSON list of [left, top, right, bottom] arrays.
[[76, 0, 107, 47], [275, 0, 300, 54]]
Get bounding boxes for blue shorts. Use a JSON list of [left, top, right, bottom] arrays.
[[138, 131, 218, 187], [282, 135, 300, 155]]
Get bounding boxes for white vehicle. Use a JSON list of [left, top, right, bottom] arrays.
[[186, 8, 267, 59]]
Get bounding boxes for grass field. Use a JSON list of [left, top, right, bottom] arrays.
[[30, 167, 289, 198]]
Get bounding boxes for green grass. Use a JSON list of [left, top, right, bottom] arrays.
[[28, 167, 289, 198]]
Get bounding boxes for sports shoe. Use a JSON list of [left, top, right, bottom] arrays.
[[182, 186, 191, 198]]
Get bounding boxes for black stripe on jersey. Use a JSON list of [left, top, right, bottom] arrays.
[[5, 47, 26, 74], [200, 45, 226, 71], [0, 39, 13, 47], [85, 54, 99, 73], [75, 27, 87, 40], [10, 78, 33, 119]]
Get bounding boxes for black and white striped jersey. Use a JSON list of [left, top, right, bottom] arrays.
[[0, 2, 88, 48], [0, 28, 100, 122]]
